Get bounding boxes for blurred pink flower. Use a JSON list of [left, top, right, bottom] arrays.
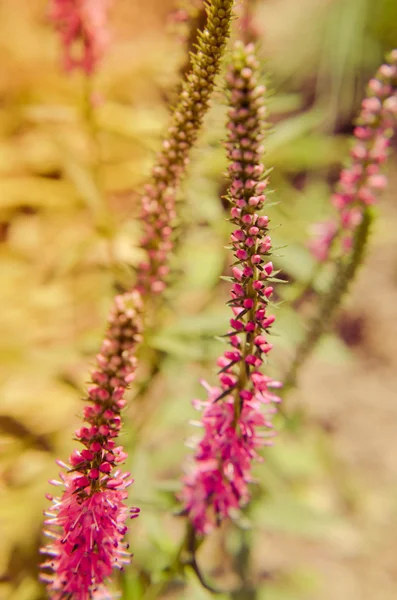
[[50, 0, 111, 74], [310, 50, 397, 262]]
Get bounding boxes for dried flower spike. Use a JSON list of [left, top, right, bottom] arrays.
[[137, 0, 234, 296], [310, 49, 397, 262], [50, 0, 111, 74], [41, 292, 142, 600], [179, 42, 281, 535]]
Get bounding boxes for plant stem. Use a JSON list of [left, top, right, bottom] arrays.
[[282, 208, 373, 394]]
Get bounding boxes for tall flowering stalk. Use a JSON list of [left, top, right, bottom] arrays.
[[50, 0, 111, 74], [40, 292, 142, 600], [179, 42, 281, 535], [310, 50, 397, 262], [137, 0, 234, 296], [284, 50, 397, 392]]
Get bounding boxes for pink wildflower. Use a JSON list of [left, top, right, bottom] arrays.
[[310, 49, 397, 262], [179, 42, 281, 535], [41, 292, 142, 600], [50, 0, 111, 74]]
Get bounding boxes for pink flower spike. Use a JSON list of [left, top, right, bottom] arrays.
[[179, 42, 281, 536], [41, 292, 142, 599], [309, 50, 397, 261]]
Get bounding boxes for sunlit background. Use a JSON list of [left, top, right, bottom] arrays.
[[1, 1, 397, 599]]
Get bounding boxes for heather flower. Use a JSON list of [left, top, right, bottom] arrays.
[[310, 49, 397, 262], [41, 292, 142, 600], [179, 42, 281, 535], [50, 0, 111, 74], [136, 0, 234, 296]]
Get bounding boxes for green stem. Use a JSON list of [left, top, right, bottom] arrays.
[[282, 208, 373, 394], [141, 522, 212, 600]]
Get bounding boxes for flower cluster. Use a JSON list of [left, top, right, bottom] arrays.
[[310, 49, 397, 262], [136, 0, 234, 296], [179, 42, 281, 535], [41, 292, 142, 600], [50, 0, 111, 74]]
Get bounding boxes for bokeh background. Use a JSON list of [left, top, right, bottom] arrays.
[[1, 1, 397, 599]]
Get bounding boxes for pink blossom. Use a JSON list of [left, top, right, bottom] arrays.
[[50, 0, 111, 74], [41, 292, 142, 599], [180, 386, 277, 534], [41, 476, 139, 600]]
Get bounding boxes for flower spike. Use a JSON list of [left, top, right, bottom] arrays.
[[179, 42, 281, 535], [310, 49, 397, 262], [41, 292, 142, 600], [137, 0, 235, 296]]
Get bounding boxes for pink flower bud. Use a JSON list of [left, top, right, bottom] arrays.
[[257, 215, 269, 228], [262, 315, 275, 328], [245, 354, 258, 365], [264, 286, 273, 298], [230, 318, 244, 331], [99, 463, 112, 474], [243, 298, 254, 309], [367, 173, 387, 190], [90, 441, 102, 453], [225, 350, 242, 361], [232, 267, 244, 281], [236, 249, 248, 260], [232, 229, 246, 242], [232, 283, 245, 297], [263, 262, 273, 276]]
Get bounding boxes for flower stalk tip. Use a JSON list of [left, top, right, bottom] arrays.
[[136, 0, 235, 297], [310, 49, 397, 262]]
